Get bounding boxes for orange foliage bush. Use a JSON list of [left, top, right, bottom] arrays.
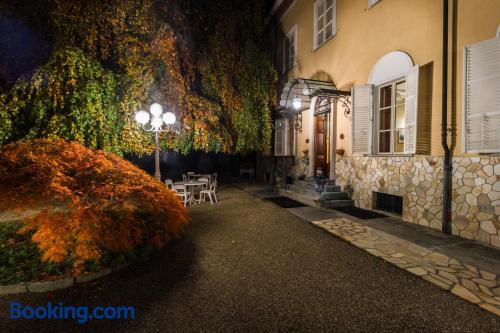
[[0, 139, 190, 274]]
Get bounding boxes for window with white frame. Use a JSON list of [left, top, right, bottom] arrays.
[[275, 118, 294, 156], [351, 64, 419, 155], [283, 26, 297, 73], [368, 0, 381, 8], [463, 36, 500, 153], [313, 0, 336, 50], [376, 80, 406, 154]]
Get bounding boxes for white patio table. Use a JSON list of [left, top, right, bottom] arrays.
[[174, 180, 206, 204]]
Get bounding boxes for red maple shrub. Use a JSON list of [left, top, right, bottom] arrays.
[[0, 139, 190, 274]]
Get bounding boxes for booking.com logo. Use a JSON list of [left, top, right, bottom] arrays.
[[10, 302, 135, 324]]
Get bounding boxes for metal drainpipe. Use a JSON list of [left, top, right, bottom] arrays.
[[441, 0, 452, 234]]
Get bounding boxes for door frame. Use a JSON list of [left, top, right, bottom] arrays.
[[308, 97, 336, 181], [314, 112, 330, 178]]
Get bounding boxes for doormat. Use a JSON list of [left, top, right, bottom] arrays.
[[264, 196, 307, 208], [333, 206, 387, 219]]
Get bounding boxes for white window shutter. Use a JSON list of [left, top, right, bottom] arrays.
[[284, 118, 290, 155], [404, 65, 419, 154], [282, 37, 289, 73], [275, 119, 284, 156], [464, 37, 500, 153], [351, 85, 374, 154]]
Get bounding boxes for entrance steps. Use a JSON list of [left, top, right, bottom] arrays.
[[277, 178, 354, 209]]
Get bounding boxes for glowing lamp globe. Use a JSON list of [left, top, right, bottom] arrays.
[[162, 111, 176, 125], [151, 117, 163, 130], [150, 103, 163, 117], [293, 96, 302, 110], [135, 110, 150, 125]]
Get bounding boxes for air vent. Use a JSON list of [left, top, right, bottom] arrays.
[[373, 192, 403, 215]]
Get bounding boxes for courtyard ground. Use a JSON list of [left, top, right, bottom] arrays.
[[0, 185, 498, 332]]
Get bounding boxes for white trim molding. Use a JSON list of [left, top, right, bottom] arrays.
[[368, 51, 414, 86]]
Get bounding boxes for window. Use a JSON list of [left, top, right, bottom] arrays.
[[283, 26, 297, 73], [368, 0, 381, 8], [313, 0, 336, 50], [351, 63, 419, 155], [275, 118, 295, 156], [376, 80, 406, 154], [463, 37, 500, 153]]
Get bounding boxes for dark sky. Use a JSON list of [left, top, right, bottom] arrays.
[[0, 13, 50, 84], [0, 0, 276, 86]]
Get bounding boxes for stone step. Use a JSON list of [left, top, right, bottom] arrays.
[[324, 185, 341, 192], [277, 188, 319, 207], [293, 180, 317, 190], [277, 188, 354, 210], [293, 180, 340, 192], [287, 184, 321, 198], [320, 199, 355, 208], [320, 192, 349, 201]]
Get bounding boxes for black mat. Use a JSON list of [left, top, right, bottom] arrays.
[[264, 196, 307, 208], [333, 206, 387, 219]]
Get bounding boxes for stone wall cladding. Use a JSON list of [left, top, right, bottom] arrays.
[[335, 155, 500, 248]]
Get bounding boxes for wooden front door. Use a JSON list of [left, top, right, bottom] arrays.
[[314, 114, 329, 178]]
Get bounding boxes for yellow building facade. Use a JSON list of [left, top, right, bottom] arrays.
[[271, 0, 500, 247]]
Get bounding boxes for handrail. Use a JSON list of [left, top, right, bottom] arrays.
[[293, 154, 309, 166]]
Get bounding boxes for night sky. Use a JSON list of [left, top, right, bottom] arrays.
[[0, 13, 50, 84], [0, 0, 275, 87]]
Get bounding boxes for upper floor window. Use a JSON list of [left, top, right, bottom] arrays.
[[368, 0, 381, 8], [283, 25, 297, 73], [313, 0, 336, 50]]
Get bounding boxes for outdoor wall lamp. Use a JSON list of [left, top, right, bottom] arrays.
[[292, 96, 302, 109], [135, 103, 176, 181]]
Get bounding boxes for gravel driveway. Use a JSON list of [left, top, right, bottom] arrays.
[[0, 185, 498, 332]]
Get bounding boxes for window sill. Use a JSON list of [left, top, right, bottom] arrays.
[[365, 154, 415, 157]]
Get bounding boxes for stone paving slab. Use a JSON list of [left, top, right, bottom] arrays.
[[311, 218, 500, 317]]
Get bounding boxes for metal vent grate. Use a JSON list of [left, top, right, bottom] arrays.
[[373, 192, 403, 215]]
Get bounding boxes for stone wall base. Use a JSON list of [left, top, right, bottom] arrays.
[[335, 155, 500, 248]]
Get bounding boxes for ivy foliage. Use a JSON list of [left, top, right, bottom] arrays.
[[0, 0, 277, 155], [195, 1, 277, 153], [0, 48, 121, 152]]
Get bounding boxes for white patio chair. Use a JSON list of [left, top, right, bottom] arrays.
[[212, 173, 218, 182], [199, 180, 218, 205], [198, 177, 209, 189], [165, 179, 174, 189], [201, 174, 212, 183], [182, 173, 187, 181], [187, 172, 196, 180], [173, 184, 191, 207]]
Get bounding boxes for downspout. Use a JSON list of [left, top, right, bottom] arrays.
[[441, 0, 452, 234]]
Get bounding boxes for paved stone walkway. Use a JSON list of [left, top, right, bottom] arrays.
[[312, 218, 500, 316]]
